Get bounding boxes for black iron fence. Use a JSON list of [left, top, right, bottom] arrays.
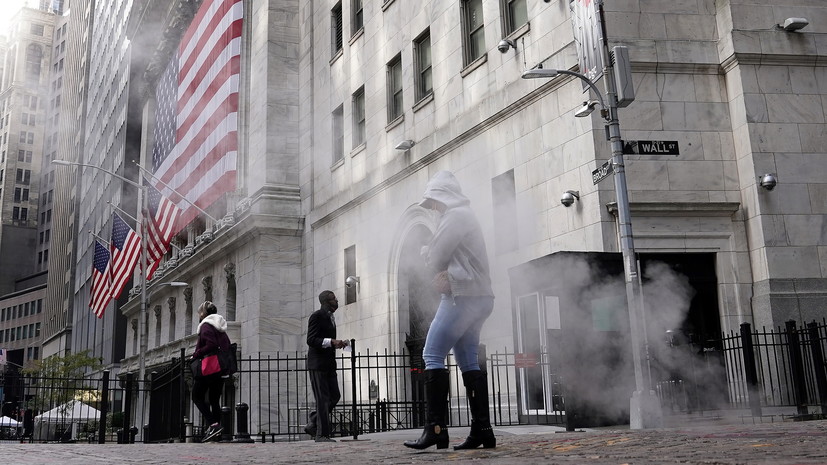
[[655, 319, 827, 418], [6, 319, 827, 443], [0, 370, 150, 443]]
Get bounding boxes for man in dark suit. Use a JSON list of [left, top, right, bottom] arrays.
[[304, 290, 348, 442]]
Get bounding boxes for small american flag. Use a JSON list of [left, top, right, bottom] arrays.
[[143, 184, 182, 280], [152, 0, 243, 227], [90, 240, 113, 318], [110, 213, 142, 300]]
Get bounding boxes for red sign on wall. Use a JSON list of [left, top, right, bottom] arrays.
[[514, 353, 537, 368]]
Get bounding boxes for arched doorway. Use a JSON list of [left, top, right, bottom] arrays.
[[390, 210, 440, 427]]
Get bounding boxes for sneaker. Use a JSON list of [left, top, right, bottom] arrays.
[[202, 425, 224, 443], [315, 436, 335, 443]]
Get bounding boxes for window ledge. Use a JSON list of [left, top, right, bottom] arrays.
[[506, 21, 530, 42], [381, 0, 396, 12], [385, 114, 404, 132], [412, 92, 434, 113], [461, 53, 488, 78], [329, 48, 343, 66], [330, 156, 345, 171], [350, 143, 366, 157], [349, 27, 364, 46]]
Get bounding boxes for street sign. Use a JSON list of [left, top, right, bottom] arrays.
[[622, 140, 680, 155], [592, 160, 614, 185]]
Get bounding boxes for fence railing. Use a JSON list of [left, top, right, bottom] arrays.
[[6, 319, 827, 443]]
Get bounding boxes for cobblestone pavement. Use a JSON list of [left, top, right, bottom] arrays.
[[4, 419, 827, 464]]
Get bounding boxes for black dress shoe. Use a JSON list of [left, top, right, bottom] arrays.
[[304, 424, 317, 438]]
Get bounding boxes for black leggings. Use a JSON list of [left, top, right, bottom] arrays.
[[192, 375, 225, 425]]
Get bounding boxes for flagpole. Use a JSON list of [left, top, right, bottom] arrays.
[[53, 159, 151, 440], [132, 161, 220, 222], [137, 173, 149, 442]]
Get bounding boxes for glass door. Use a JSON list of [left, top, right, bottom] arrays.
[[516, 293, 561, 415]]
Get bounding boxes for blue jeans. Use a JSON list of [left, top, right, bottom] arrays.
[[422, 295, 494, 372]]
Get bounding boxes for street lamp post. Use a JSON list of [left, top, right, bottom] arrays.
[[52, 160, 189, 436], [521, 67, 663, 428]]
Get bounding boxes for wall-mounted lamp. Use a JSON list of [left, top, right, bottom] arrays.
[[395, 140, 415, 151], [560, 190, 580, 207], [345, 275, 360, 289], [777, 17, 808, 32], [497, 39, 517, 54], [759, 173, 777, 191], [574, 100, 600, 118]]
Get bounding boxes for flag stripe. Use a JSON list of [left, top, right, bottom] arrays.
[[143, 185, 182, 281], [178, 52, 241, 139]]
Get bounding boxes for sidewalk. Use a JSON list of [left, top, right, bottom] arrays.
[[4, 418, 827, 464]]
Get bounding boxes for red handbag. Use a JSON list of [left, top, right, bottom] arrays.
[[201, 354, 221, 376]]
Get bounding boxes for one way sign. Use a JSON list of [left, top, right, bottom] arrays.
[[622, 140, 680, 156]]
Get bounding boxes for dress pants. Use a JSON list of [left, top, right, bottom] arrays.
[[308, 369, 341, 438]]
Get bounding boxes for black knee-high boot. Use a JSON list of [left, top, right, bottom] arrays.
[[404, 369, 450, 450], [454, 370, 496, 450]]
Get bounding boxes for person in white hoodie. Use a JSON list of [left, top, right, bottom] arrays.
[[191, 301, 231, 442], [404, 171, 496, 451]]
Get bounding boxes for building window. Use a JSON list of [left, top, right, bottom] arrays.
[[492, 170, 518, 253], [30, 24, 44, 36], [332, 104, 344, 164], [344, 245, 356, 305], [331, 2, 343, 56], [413, 30, 433, 101], [387, 54, 403, 122], [461, 0, 486, 65], [21, 208, 28, 221], [352, 87, 365, 147], [25, 44, 43, 79], [351, 0, 363, 34], [22, 188, 29, 201], [14, 188, 21, 202], [501, 0, 527, 36], [12, 207, 19, 219]]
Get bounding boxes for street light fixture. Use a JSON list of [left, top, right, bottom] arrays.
[[522, 58, 662, 427]]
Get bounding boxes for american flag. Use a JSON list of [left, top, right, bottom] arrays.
[[110, 213, 142, 300], [90, 240, 113, 318], [143, 184, 182, 280], [151, 0, 243, 227]]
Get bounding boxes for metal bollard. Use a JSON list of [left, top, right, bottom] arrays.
[[185, 419, 194, 443], [130, 426, 139, 444], [234, 403, 254, 443], [220, 406, 233, 442]]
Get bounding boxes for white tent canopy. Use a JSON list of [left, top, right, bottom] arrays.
[[34, 400, 100, 423], [0, 415, 20, 427]]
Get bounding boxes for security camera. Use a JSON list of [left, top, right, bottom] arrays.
[[497, 39, 516, 54], [560, 190, 580, 207], [759, 174, 777, 191], [345, 276, 360, 288]]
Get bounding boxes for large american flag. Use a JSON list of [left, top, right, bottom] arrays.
[[143, 184, 182, 280], [151, 0, 242, 227], [90, 240, 113, 318], [110, 213, 142, 300]]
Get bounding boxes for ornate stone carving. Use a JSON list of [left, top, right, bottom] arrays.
[[131, 319, 138, 332], [224, 263, 236, 282], [153, 305, 162, 319], [202, 276, 213, 302], [183, 287, 193, 306], [167, 297, 177, 314]]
